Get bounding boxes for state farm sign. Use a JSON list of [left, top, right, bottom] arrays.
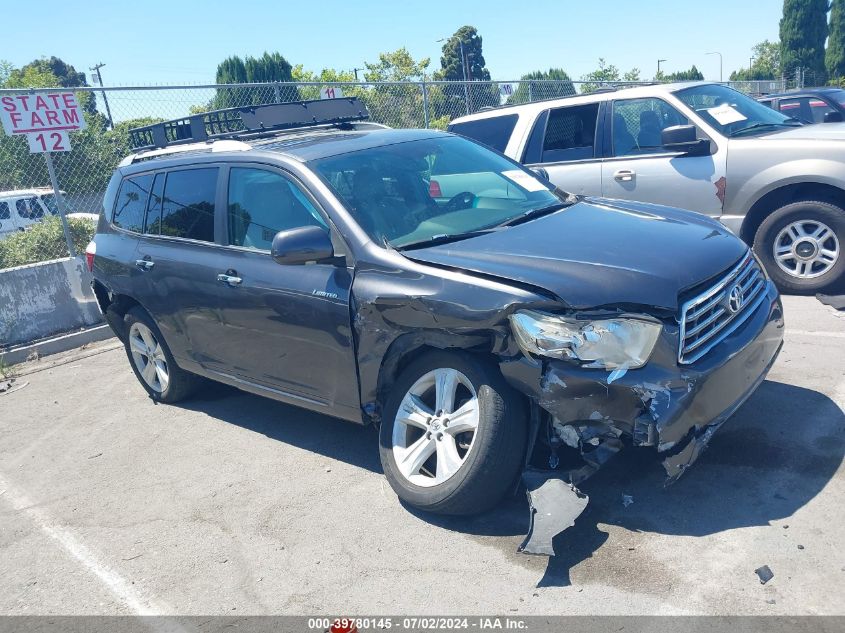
[[0, 92, 86, 153]]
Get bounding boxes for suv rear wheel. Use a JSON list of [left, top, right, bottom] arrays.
[[753, 200, 845, 294], [379, 351, 527, 515], [123, 306, 201, 403]]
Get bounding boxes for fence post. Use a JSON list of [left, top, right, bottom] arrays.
[[421, 80, 430, 129], [43, 152, 76, 258], [273, 82, 282, 103]]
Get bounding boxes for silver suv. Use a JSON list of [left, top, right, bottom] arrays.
[[449, 82, 845, 293]]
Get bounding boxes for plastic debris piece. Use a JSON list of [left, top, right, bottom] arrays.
[[755, 565, 774, 584], [519, 471, 589, 556]]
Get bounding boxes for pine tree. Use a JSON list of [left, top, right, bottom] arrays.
[[827, 0, 845, 79], [780, 0, 829, 84]]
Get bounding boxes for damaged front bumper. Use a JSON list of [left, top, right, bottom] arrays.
[[502, 280, 784, 554]]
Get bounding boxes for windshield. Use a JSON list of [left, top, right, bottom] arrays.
[[310, 135, 565, 248], [674, 84, 800, 137]]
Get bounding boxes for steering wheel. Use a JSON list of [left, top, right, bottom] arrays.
[[443, 191, 477, 213]]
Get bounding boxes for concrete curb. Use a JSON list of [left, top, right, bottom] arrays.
[[1, 324, 115, 366]]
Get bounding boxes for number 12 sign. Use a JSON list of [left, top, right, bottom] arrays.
[[0, 91, 86, 153]]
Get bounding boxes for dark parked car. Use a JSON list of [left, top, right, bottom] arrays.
[[758, 88, 845, 124], [88, 99, 783, 548]]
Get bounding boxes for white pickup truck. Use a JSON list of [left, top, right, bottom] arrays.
[[449, 82, 845, 293]]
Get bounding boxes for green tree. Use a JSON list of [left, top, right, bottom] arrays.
[[780, 0, 828, 83], [663, 65, 705, 81], [212, 51, 299, 109], [729, 41, 782, 80], [434, 26, 498, 114], [507, 68, 575, 104], [828, 0, 845, 79], [436, 25, 491, 82], [363, 48, 432, 128], [11, 57, 97, 114], [580, 58, 641, 92]]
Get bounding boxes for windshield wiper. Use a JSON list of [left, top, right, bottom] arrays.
[[395, 228, 500, 251], [494, 202, 568, 228], [729, 120, 802, 137]]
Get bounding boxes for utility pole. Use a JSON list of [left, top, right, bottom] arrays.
[[353, 67, 365, 81], [90, 63, 113, 129], [706, 51, 723, 82], [657, 59, 667, 78]]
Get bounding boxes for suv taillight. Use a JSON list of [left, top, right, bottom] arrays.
[[428, 179, 442, 198], [85, 240, 96, 272]]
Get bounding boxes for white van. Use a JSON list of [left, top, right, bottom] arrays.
[[0, 188, 61, 239]]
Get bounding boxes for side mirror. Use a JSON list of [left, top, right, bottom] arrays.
[[271, 225, 334, 265], [531, 167, 550, 181], [824, 111, 843, 123], [661, 125, 711, 157]]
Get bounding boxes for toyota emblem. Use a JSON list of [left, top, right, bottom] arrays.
[[727, 284, 744, 313]]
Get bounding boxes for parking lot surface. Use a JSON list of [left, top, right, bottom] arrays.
[[1, 296, 843, 616]]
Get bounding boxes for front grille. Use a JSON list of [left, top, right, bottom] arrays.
[[678, 251, 768, 364]]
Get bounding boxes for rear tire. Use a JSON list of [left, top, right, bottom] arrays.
[[123, 306, 202, 403], [379, 350, 527, 516], [753, 200, 845, 294]]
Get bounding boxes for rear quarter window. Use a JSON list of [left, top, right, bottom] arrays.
[[448, 114, 519, 153], [0, 201, 9, 220], [113, 174, 154, 233]]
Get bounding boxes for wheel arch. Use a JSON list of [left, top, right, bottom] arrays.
[[740, 181, 845, 244], [371, 331, 503, 424], [92, 282, 144, 343]]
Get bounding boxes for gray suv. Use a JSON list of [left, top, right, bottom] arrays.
[[88, 99, 782, 552], [449, 82, 845, 293]]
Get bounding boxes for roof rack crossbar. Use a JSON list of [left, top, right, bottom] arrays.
[[128, 97, 369, 151]]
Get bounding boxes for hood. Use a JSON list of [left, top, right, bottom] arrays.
[[757, 122, 845, 141], [405, 198, 747, 312]]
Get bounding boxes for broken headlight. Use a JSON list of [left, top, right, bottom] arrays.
[[509, 310, 661, 369]]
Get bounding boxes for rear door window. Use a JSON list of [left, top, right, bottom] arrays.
[[227, 167, 325, 250], [113, 174, 154, 233], [0, 201, 9, 220], [538, 104, 599, 163], [157, 168, 218, 242], [447, 114, 518, 153]]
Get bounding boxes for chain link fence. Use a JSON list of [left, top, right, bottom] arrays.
[[0, 78, 785, 271]]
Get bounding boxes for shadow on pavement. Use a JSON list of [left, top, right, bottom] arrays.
[[181, 379, 844, 588]]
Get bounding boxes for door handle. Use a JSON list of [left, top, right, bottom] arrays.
[[614, 169, 636, 182], [217, 273, 242, 286], [135, 259, 154, 270]]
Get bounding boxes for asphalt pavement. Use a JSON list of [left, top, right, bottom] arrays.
[[1, 295, 843, 616]]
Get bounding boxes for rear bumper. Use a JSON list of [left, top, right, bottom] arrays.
[[501, 280, 784, 480]]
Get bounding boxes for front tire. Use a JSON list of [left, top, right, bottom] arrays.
[[123, 306, 201, 403], [753, 200, 845, 294], [379, 351, 527, 516]]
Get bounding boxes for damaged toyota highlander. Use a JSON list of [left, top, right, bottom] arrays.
[[89, 99, 784, 555]]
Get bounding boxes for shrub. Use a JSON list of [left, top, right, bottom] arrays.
[[0, 216, 95, 269]]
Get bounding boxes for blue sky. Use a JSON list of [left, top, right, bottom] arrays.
[[7, 0, 783, 85]]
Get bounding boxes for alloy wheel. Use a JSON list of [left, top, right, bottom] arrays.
[[773, 220, 840, 279], [391, 368, 479, 487], [128, 322, 169, 393]]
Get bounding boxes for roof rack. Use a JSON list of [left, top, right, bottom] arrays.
[[128, 97, 369, 151]]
